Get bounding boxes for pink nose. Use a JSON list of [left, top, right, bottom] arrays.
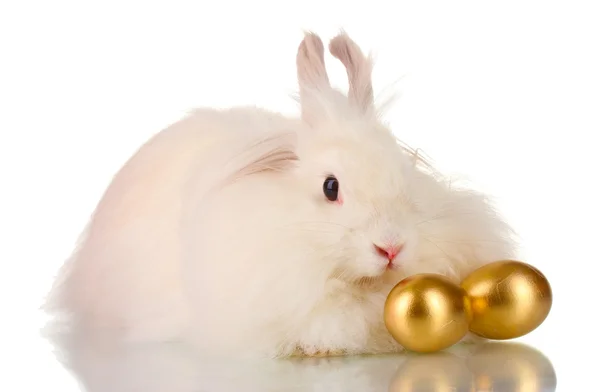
[[374, 244, 403, 261]]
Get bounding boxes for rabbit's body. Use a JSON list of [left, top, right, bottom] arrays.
[[45, 32, 516, 358], [46, 107, 302, 346]]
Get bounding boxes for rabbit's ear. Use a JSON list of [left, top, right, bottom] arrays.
[[329, 31, 374, 114], [296, 32, 332, 124]]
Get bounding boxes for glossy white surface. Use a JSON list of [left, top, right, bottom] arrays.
[[41, 332, 560, 391], [19, 290, 586, 391], [2, 1, 599, 391]]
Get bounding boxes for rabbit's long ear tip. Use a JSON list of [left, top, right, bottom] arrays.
[[329, 31, 361, 58], [301, 29, 318, 38], [298, 31, 324, 54], [296, 33, 327, 73], [332, 28, 350, 41], [296, 30, 332, 123], [327, 31, 375, 113]]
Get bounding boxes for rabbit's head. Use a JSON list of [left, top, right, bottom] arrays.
[[286, 31, 515, 285]]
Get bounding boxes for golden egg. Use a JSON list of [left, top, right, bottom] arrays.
[[461, 260, 552, 340], [384, 274, 471, 353]]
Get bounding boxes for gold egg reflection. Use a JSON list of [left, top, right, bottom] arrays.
[[384, 274, 471, 353], [466, 342, 557, 392], [461, 260, 553, 339], [389, 352, 473, 392], [389, 342, 556, 392]]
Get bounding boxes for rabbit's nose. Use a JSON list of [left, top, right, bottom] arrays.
[[374, 243, 403, 262]]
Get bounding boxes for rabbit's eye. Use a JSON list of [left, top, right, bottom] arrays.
[[323, 175, 339, 202]]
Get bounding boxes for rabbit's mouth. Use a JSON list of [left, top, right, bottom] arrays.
[[328, 259, 407, 291]]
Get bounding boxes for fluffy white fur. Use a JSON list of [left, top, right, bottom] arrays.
[[44, 31, 517, 358]]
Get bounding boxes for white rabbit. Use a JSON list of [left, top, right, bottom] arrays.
[[43, 31, 517, 359]]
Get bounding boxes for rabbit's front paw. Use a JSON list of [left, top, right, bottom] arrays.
[[292, 345, 347, 357]]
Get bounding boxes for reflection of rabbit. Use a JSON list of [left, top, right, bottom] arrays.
[[48, 329, 403, 392], [43, 31, 516, 358], [48, 329, 555, 392]]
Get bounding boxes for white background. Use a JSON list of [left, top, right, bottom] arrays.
[[1, 0, 599, 390]]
